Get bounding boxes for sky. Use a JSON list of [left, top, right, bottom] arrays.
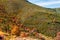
[[28, 0, 60, 8]]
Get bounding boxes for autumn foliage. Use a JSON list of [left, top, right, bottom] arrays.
[[55, 32, 60, 40], [11, 25, 20, 35]]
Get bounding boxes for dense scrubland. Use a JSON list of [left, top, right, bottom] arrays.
[[0, 0, 60, 40]]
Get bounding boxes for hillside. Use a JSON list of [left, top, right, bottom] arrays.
[[0, 0, 60, 38], [54, 8, 60, 13]]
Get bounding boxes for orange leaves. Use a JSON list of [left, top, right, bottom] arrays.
[[20, 32, 29, 37], [0, 19, 3, 22], [11, 25, 19, 35]]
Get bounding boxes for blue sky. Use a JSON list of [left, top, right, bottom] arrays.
[[28, 0, 60, 8]]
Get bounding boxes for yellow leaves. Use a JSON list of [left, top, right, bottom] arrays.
[[0, 31, 9, 36], [0, 31, 5, 35], [11, 25, 19, 35]]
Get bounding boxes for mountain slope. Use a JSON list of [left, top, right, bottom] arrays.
[[0, 0, 60, 37], [54, 8, 60, 13]]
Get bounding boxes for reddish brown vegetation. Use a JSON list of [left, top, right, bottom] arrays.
[[20, 32, 29, 37], [0, 5, 6, 13], [55, 32, 60, 40]]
